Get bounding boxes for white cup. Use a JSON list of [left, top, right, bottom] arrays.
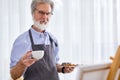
[[32, 50, 44, 60]]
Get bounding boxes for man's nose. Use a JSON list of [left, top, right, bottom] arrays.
[[42, 13, 48, 18]]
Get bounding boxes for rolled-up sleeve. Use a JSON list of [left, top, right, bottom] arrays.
[[54, 44, 59, 63], [10, 34, 30, 68]]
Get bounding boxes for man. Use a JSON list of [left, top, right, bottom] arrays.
[[10, 0, 75, 80]]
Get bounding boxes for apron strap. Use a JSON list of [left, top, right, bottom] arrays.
[[29, 29, 58, 47], [48, 33, 58, 47], [29, 29, 34, 45]]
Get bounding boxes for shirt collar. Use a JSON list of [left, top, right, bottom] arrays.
[[30, 27, 47, 37]]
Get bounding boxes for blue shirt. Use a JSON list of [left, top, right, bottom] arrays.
[[10, 27, 59, 68]]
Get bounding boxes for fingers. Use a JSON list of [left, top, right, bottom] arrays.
[[64, 67, 74, 73], [23, 58, 36, 67], [20, 51, 37, 67], [23, 51, 32, 59]]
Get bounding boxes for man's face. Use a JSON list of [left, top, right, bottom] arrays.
[[33, 3, 52, 25]]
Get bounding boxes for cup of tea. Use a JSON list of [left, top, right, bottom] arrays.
[[32, 50, 44, 60]]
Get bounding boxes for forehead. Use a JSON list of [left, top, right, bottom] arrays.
[[35, 3, 52, 12]]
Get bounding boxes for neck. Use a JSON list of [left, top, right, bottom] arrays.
[[32, 25, 45, 33]]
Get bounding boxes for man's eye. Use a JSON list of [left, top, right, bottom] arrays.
[[38, 11, 45, 14], [38, 10, 52, 16], [46, 13, 50, 15]]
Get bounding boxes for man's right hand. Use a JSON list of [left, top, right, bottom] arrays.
[[10, 51, 37, 80], [20, 51, 37, 67]]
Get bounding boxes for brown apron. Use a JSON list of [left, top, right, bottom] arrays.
[[24, 30, 59, 80]]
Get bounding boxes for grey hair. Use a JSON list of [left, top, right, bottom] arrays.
[[31, 0, 54, 14]]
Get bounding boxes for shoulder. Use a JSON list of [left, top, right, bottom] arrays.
[[47, 32, 59, 47], [47, 32, 58, 43], [10, 30, 31, 68], [13, 30, 30, 46]]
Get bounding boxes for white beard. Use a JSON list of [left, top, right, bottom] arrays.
[[33, 20, 48, 31]]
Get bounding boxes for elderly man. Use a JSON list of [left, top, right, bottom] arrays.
[[10, 0, 75, 80]]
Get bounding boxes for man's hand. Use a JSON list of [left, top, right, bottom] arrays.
[[63, 66, 75, 73], [10, 51, 37, 80], [56, 63, 77, 73], [61, 62, 78, 73], [20, 51, 37, 67]]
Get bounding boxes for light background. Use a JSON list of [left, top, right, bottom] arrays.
[[0, 0, 120, 80]]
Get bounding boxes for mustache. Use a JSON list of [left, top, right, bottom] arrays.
[[39, 21, 47, 24], [32, 17, 48, 24]]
